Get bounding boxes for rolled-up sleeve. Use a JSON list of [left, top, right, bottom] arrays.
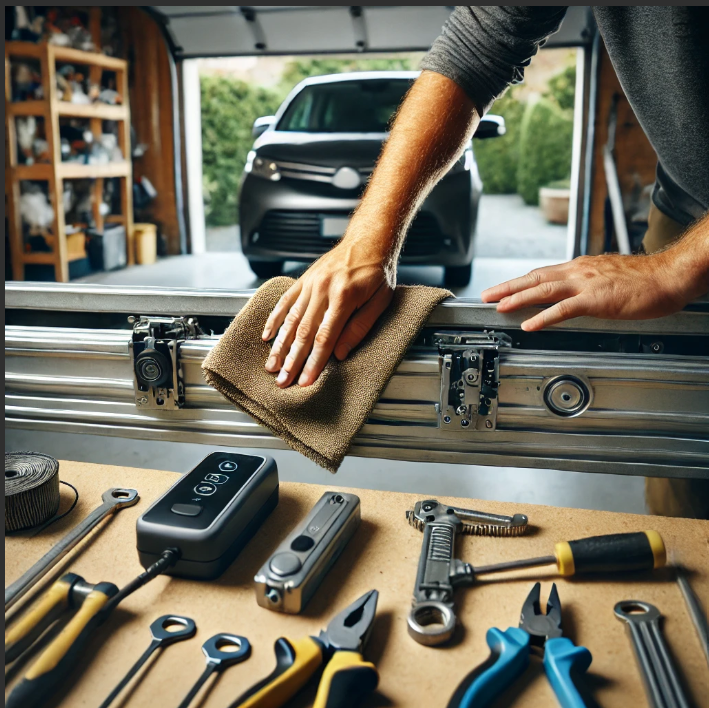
[[420, 6, 568, 113]]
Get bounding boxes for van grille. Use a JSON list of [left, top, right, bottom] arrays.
[[254, 211, 443, 258]]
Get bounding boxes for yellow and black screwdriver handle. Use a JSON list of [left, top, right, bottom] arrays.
[[554, 530, 666, 576], [231, 635, 378, 708], [5, 578, 118, 708], [5, 573, 81, 664]]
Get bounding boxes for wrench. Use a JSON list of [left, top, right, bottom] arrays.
[[99, 615, 197, 708], [5, 488, 139, 611], [177, 633, 251, 708], [614, 600, 690, 708]]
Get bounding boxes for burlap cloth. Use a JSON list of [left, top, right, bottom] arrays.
[[202, 276, 451, 472]]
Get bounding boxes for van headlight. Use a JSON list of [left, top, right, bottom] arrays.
[[245, 151, 281, 181]]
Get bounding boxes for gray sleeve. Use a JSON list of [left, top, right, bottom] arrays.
[[420, 6, 568, 113]]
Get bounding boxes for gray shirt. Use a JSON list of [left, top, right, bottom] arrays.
[[421, 6, 709, 226]]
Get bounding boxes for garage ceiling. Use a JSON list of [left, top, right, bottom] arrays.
[[148, 6, 593, 59]]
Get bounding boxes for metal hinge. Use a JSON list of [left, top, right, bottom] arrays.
[[129, 315, 202, 410], [434, 331, 512, 431]]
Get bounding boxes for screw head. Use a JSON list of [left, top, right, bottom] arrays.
[[456, 405, 467, 416], [466, 372, 478, 383], [137, 396, 148, 405], [485, 420, 493, 429], [443, 415, 451, 424], [461, 419, 470, 427], [266, 588, 281, 604]]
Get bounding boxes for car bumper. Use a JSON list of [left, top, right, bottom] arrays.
[[239, 171, 478, 267]]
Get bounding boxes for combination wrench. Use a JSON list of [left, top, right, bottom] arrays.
[[5, 487, 139, 611], [614, 600, 690, 708]]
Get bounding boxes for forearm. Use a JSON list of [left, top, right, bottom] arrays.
[[657, 212, 709, 303], [343, 71, 479, 270]]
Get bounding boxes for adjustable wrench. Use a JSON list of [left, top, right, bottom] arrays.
[[5, 488, 139, 611]]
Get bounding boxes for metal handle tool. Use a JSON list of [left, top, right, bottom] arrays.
[[177, 633, 251, 708], [99, 615, 197, 708], [675, 566, 709, 668], [406, 499, 528, 646], [614, 600, 690, 708], [5, 488, 139, 612]]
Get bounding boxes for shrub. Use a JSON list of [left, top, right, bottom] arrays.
[[516, 97, 573, 205], [200, 76, 281, 226], [474, 89, 524, 194], [546, 64, 576, 112]]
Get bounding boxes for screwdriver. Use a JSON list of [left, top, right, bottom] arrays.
[[473, 531, 666, 578]]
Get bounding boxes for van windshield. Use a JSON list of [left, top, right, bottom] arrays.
[[277, 78, 413, 133]]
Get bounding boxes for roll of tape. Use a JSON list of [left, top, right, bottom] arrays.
[[5, 452, 61, 532]]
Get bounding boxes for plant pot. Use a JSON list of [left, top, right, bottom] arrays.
[[539, 187, 570, 225]]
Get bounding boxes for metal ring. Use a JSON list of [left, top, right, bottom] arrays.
[[407, 602, 456, 646], [150, 615, 197, 643], [614, 600, 661, 624], [542, 375, 593, 417], [201, 633, 252, 667]]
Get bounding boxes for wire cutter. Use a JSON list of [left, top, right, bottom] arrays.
[[448, 583, 593, 708], [231, 589, 379, 708]]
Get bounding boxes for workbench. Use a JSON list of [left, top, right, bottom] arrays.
[[5, 461, 709, 707]]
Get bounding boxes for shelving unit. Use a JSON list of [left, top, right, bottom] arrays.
[[5, 27, 133, 282]]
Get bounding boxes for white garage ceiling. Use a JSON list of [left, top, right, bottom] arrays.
[[148, 6, 593, 59]]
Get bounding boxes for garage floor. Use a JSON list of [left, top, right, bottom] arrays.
[[13, 194, 647, 514]]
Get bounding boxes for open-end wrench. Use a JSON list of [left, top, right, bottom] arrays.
[[99, 615, 197, 708], [614, 600, 690, 708], [5, 488, 139, 612], [177, 634, 251, 708]]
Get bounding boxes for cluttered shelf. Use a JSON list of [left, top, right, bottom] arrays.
[[5, 41, 127, 72], [58, 160, 130, 179]]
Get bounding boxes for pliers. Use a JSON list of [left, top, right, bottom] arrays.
[[231, 589, 379, 708], [448, 583, 593, 708]]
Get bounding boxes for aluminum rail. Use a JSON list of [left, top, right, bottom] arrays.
[[6, 282, 709, 335]]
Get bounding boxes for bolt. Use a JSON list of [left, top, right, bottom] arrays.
[[466, 372, 478, 384], [459, 391, 465, 399], [456, 405, 467, 416], [443, 416, 451, 424], [461, 419, 470, 427], [485, 420, 493, 429], [651, 342, 662, 353], [137, 397, 148, 405], [127, 315, 136, 324]]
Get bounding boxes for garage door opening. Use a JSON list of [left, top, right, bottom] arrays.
[[183, 46, 580, 295]]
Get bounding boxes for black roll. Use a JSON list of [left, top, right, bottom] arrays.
[[5, 452, 61, 532]]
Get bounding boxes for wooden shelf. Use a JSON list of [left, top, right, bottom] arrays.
[[14, 163, 53, 180], [6, 29, 133, 283], [51, 46, 126, 71], [56, 102, 128, 121], [58, 161, 130, 179], [5, 41, 44, 59], [7, 100, 48, 117]]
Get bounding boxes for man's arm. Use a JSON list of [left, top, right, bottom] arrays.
[[481, 213, 709, 330], [262, 71, 479, 388]]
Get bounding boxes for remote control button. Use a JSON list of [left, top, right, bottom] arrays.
[[194, 482, 217, 496], [219, 461, 238, 472], [171, 503, 202, 517], [290, 535, 315, 552], [270, 552, 302, 576], [205, 473, 229, 485]]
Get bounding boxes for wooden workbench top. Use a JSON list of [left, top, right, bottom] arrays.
[[5, 461, 709, 707]]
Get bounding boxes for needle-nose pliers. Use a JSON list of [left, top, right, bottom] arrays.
[[231, 589, 379, 708], [448, 582, 593, 708]]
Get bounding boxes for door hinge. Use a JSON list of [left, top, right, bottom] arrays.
[[434, 331, 511, 431], [129, 315, 202, 410]]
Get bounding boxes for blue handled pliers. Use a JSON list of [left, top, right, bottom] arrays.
[[447, 583, 593, 708]]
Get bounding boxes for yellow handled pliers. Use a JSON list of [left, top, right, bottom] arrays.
[[231, 589, 379, 708]]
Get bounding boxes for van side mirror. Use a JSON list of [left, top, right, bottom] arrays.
[[252, 116, 276, 138], [473, 114, 506, 139]]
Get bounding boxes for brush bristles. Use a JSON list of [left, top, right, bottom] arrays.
[[406, 511, 528, 536]]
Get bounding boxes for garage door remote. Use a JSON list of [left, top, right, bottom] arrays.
[[136, 452, 278, 579]]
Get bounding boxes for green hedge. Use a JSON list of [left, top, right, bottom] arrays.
[[516, 97, 573, 205], [201, 77, 282, 227], [473, 90, 524, 194]]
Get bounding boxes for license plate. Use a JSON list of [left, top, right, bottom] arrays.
[[320, 216, 349, 238]]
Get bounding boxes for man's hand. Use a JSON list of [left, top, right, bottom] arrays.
[[481, 215, 709, 330], [262, 239, 393, 388], [263, 71, 479, 387]]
